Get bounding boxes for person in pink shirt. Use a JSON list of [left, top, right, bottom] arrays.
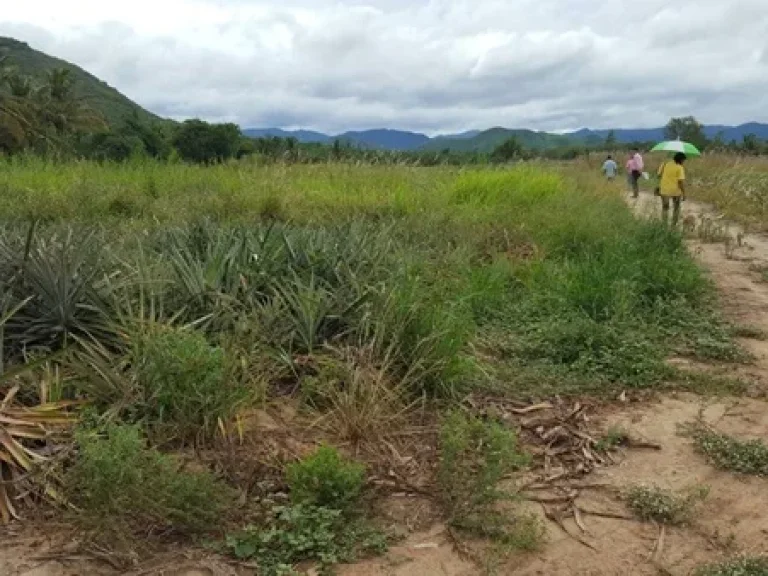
[[628, 148, 644, 198]]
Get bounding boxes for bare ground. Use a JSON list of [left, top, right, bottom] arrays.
[[3, 190, 768, 575]]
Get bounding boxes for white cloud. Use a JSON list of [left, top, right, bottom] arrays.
[[2, 0, 767, 134]]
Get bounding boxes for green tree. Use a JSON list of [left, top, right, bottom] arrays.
[[605, 130, 617, 148], [491, 137, 524, 163], [664, 116, 708, 150], [742, 134, 760, 155], [1, 64, 105, 154], [172, 119, 242, 163]]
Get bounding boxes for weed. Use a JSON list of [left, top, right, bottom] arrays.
[[301, 347, 410, 444], [687, 423, 768, 476], [438, 411, 541, 548], [695, 556, 768, 576], [625, 484, 709, 525], [258, 194, 287, 221], [226, 503, 387, 576], [286, 445, 366, 512], [66, 423, 231, 540], [132, 326, 246, 442]]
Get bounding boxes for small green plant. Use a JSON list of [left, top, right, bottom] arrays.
[[438, 411, 540, 548], [688, 423, 768, 476], [226, 503, 387, 576], [695, 556, 768, 576], [595, 426, 629, 452], [286, 445, 366, 511], [66, 424, 231, 538], [625, 484, 709, 525], [133, 326, 245, 442]]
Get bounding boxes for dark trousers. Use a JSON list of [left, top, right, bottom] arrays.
[[631, 171, 641, 197], [661, 195, 682, 225]]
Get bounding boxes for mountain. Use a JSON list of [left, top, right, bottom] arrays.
[[705, 123, 768, 142], [566, 127, 666, 144], [422, 127, 573, 152], [242, 128, 330, 143], [437, 130, 482, 140], [0, 36, 160, 126], [566, 123, 768, 145]]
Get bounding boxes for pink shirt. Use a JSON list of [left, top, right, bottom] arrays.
[[626, 153, 644, 172]]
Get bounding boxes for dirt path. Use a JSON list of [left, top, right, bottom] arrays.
[[4, 191, 768, 575]]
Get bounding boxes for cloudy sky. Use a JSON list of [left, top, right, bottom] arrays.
[[2, 0, 767, 135]]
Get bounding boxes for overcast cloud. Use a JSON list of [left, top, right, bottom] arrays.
[[2, 0, 767, 134]]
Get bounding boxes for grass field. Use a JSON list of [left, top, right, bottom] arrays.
[[0, 156, 749, 569]]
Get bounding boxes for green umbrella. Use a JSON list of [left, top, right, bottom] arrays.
[[650, 140, 701, 156]]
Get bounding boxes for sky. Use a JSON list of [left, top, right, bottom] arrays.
[[2, 0, 768, 135]]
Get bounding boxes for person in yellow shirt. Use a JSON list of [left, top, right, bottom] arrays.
[[657, 152, 686, 225]]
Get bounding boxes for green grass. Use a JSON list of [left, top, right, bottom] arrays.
[[0, 159, 740, 400]]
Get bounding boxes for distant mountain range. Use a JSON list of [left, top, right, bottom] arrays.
[[245, 123, 768, 152]]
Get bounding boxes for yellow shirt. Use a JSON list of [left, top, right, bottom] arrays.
[[658, 161, 685, 197]]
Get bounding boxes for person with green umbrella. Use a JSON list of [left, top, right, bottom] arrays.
[[656, 152, 687, 225]]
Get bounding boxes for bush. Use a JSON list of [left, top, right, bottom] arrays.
[[66, 424, 231, 537], [286, 445, 366, 512], [133, 326, 244, 441], [625, 484, 708, 525]]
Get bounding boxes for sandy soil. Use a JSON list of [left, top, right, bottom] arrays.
[[3, 190, 768, 575]]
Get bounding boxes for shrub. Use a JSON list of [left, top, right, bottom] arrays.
[[132, 326, 244, 441], [286, 445, 365, 512], [226, 503, 387, 576], [625, 484, 708, 525], [438, 411, 540, 548], [66, 424, 231, 537]]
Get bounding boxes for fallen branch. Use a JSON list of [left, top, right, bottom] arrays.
[[576, 506, 635, 521], [510, 402, 554, 415], [543, 507, 598, 552], [649, 524, 666, 563]]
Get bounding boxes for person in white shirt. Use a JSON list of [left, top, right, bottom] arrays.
[[602, 155, 618, 180]]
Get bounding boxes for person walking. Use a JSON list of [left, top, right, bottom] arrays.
[[628, 147, 644, 198], [657, 152, 686, 225], [602, 155, 618, 180], [625, 152, 634, 192]]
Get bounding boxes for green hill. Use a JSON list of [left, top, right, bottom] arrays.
[[422, 127, 575, 152], [0, 36, 160, 126]]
